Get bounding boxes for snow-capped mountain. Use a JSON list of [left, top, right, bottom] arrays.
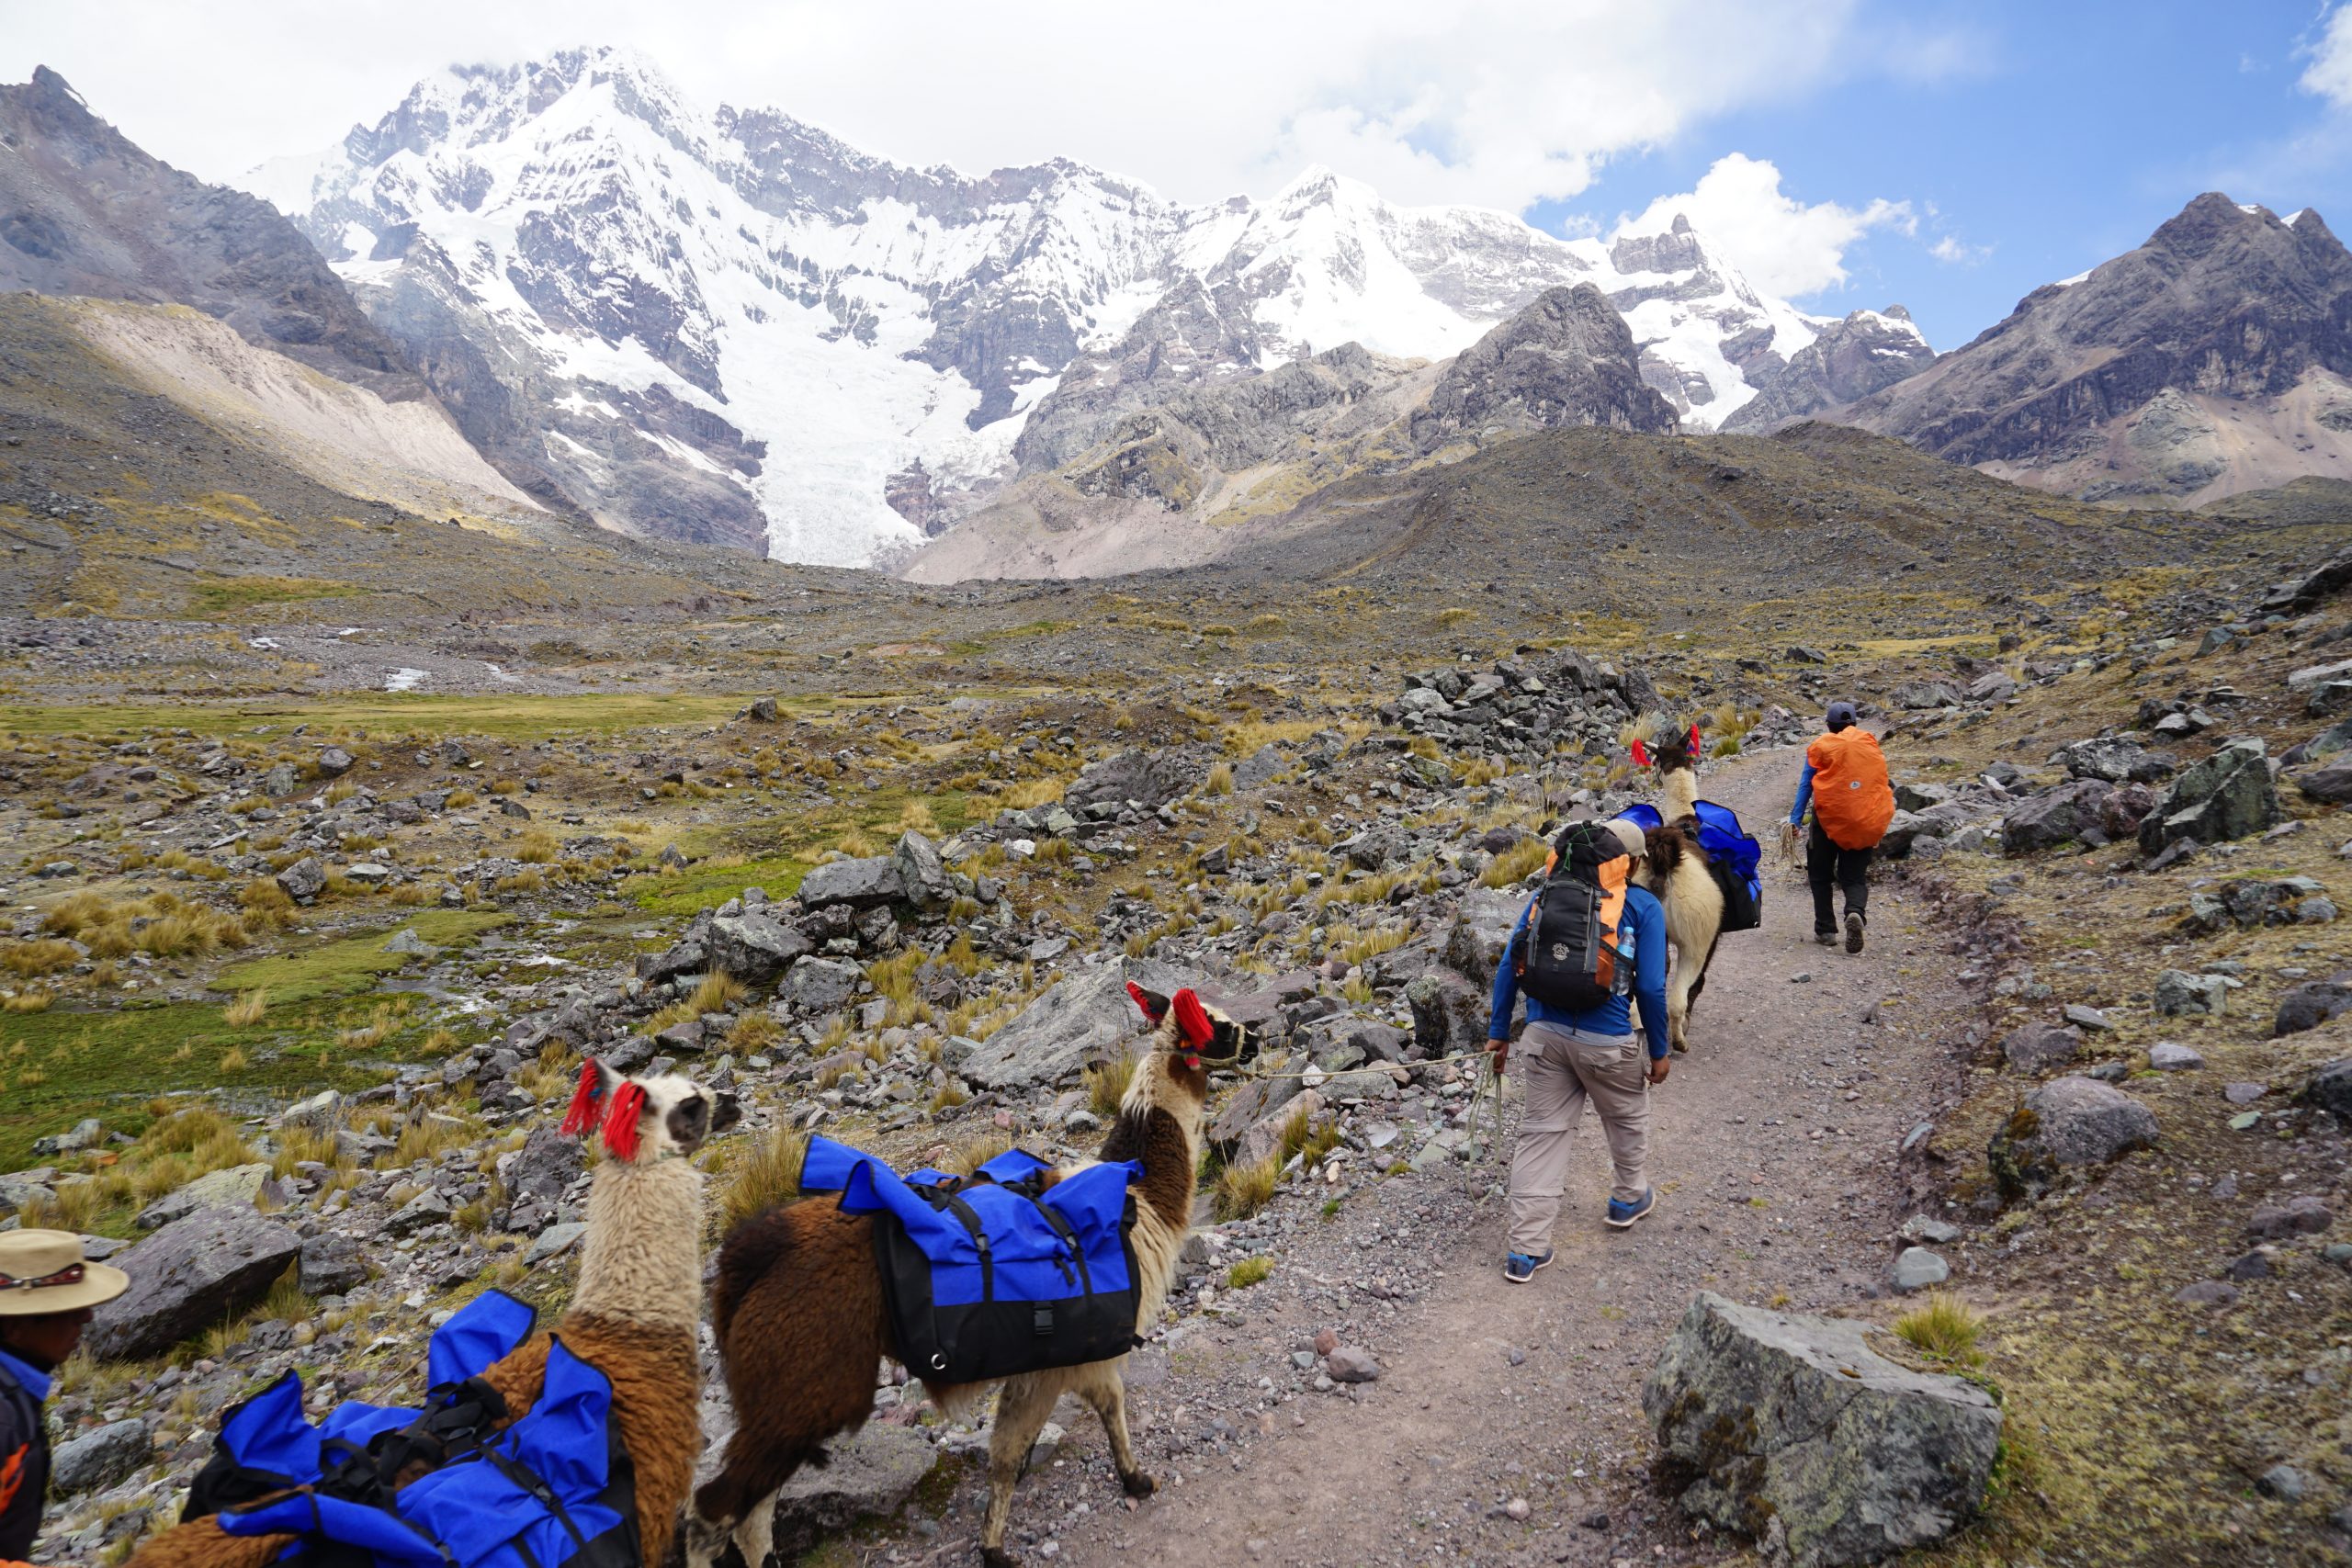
[[247, 46, 1897, 565]]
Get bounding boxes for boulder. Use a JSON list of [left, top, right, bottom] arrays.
[[383, 1191, 453, 1238], [135, 1162, 271, 1231], [2183, 877, 2327, 931], [706, 911, 813, 986], [298, 1232, 368, 1296], [1893, 681, 1963, 710], [1999, 1022, 2079, 1075], [2297, 757, 2352, 805], [1210, 1074, 1305, 1154], [2137, 739, 2279, 853], [2099, 784, 2159, 840], [781, 956, 863, 1016], [2299, 1057, 2352, 1118], [261, 761, 299, 798], [958, 958, 1206, 1091], [1964, 671, 2018, 704], [87, 1207, 300, 1360], [766, 1423, 938, 1554], [1234, 1090, 1323, 1169], [275, 856, 327, 902], [2052, 737, 2170, 784], [636, 932, 708, 985], [315, 747, 355, 778], [2246, 1195, 2333, 1238], [2001, 780, 2112, 854], [1064, 749, 1204, 812], [1445, 888, 1532, 981], [1644, 1292, 2001, 1567], [525, 1222, 588, 1265], [1890, 1247, 1950, 1293], [503, 1123, 586, 1204], [1987, 1077, 2159, 1201], [2146, 1042, 2204, 1072], [890, 830, 952, 912], [797, 856, 904, 910], [1878, 810, 1948, 859], [2153, 969, 2227, 1018], [49, 1418, 149, 1495], [2273, 978, 2352, 1037]]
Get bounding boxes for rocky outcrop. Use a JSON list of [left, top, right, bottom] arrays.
[[87, 1206, 302, 1360], [958, 957, 1207, 1091], [1987, 1077, 2159, 1201], [1645, 1292, 2001, 1566], [2137, 738, 2280, 852], [1835, 195, 2352, 505], [1409, 286, 1678, 450], [1722, 307, 1935, 434]]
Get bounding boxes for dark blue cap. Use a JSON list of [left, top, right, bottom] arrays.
[[1826, 702, 1858, 731]]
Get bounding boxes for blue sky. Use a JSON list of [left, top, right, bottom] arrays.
[[1539, 0, 2352, 349], [2, 1, 2346, 356]]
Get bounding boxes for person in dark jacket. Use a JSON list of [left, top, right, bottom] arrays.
[[1486, 818, 1673, 1284], [0, 1229, 128, 1562]]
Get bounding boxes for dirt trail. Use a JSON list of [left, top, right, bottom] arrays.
[[939, 747, 1979, 1568]]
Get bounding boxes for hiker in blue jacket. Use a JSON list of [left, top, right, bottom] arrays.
[[1485, 818, 1672, 1284]]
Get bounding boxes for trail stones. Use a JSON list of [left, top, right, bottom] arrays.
[[2154, 969, 2227, 1018], [1890, 1247, 1950, 1293], [275, 855, 327, 902], [1987, 1077, 2159, 1201], [2137, 739, 2280, 853], [50, 1419, 149, 1495], [1644, 1292, 2001, 1567], [957, 958, 1204, 1091], [1999, 1022, 2080, 1075], [766, 1423, 938, 1553], [1324, 1346, 1381, 1382], [87, 1207, 300, 1360]]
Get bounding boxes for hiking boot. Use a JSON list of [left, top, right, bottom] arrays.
[[1605, 1189, 1657, 1229], [1815, 930, 1838, 946], [1845, 911, 1866, 954], [1502, 1250, 1553, 1283]]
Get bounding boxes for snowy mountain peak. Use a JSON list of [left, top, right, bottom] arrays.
[[243, 48, 1884, 565]]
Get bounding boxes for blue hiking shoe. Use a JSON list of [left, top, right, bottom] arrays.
[[1605, 1189, 1657, 1229], [1502, 1249, 1553, 1283]]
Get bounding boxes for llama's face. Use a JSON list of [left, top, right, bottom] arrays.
[[1125, 984, 1261, 1109], [580, 1061, 741, 1162]]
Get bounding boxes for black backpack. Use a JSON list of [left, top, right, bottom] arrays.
[[1510, 822, 1632, 1011]]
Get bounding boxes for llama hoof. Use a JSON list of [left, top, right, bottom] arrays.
[[1120, 1469, 1159, 1499]]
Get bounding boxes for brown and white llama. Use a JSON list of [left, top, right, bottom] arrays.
[[1630, 725, 1725, 1055], [689, 986, 1250, 1568], [127, 1062, 738, 1568]]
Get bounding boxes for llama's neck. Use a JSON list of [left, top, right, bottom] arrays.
[[1662, 765, 1699, 822], [571, 1156, 703, 1335]]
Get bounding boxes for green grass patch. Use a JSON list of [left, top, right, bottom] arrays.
[[628, 852, 812, 919], [208, 910, 508, 1004], [1227, 1256, 1273, 1289], [0, 692, 810, 742], [184, 576, 366, 617], [624, 791, 980, 916]]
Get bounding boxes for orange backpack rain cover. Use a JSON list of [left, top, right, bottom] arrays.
[[1807, 728, 1895, 851]]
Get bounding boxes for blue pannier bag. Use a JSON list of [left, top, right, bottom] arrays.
[[180, 1289, 643, 1568], [799, 1134, 1145, 1383], [1622, 799, 1763, 933]]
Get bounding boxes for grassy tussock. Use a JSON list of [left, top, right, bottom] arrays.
[[648, 970, 746, 1032], [1215, 1154, 1280, 1221], [514, 829, 560, 864], [1199, 761, 1234, 797], [42, 890, 252, 959], [1085, 1053, 1137, 1117], [222, 989, 268, 1026], [1227, 1255, 1274, 1289], [717, 1124, 808, 1234], [1479, 837, 1550, 888], [1894, 1292, 1987, 1369]]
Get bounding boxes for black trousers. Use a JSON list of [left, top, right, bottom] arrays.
[[1807, 818, 1871, 933]]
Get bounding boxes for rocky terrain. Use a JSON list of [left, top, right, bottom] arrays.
[[2, 490, 2350, 1566]]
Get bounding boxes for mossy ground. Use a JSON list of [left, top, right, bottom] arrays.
[[207, 909, 510, 1004]]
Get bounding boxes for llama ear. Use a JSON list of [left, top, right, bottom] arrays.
[[1630, 739, 1651, 768], [1170, 988, 1216, 1051], [709, 1090, 742, 1136], [1126, 982, 1170, 1025], [1689, 723, 1702, 757], [560, 1059, 619, 1137]]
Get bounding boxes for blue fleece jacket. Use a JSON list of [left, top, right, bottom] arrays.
[[1789, 761, 1816, 825], [1487, 884, 1671, 1058]]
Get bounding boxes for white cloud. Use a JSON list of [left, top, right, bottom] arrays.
[[1611, 152, 1913, 298], [0, 0, 1871, 212], [2303, 3, 2352, 107], [1929, 234, 1990, 265]]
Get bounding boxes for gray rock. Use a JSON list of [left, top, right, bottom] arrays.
[[1877, 810, 1948, 859], [2052, 736, 2169, 784], [2246, 1196, 2333, 1238], [86, 1207, 300, 1360], [261, 761, 299, 798], [2257, 1464, 2308, 1504], [1897, 1215, 1962, 1246], [766, 1423, 937, 1553], [1210, 1073, 1304, 1154], [1325, 1346, 1380, 1382], [2273, 979, 2352, 1037], [707, 911, 813, 986], [1064, 748, 1204, 812], [1988, 1077, 2160, 1201], [384, 1191, 454, 1238], [2300, 1057, 2352, 1117], [2062, 1003, 2113, 1032], [298, 1232, 368, 1295], [1890, 1247, 1950, 1293], [135, 1162, 271, 1231], [2146, 1042, 2204, 1072], [797, 855, 905, 909], [1235, 1090, 1322, 1170], [31, 1119, 104, 1157], [2297, 757, 2352, 804], [316, 747, 355, 778], [49, 1419, 149, 1495], [2000, 1022, 2080, 1074], [380, 928, 434, 957], [2138, 739, 2280, 852], [1893, 681, 1963, 710], [2154, 969, 2228, 1018], [781, 955, 863, 1015], [503, 1124, 586, 1204], [2001, 779, 2112, 854], [890, 830, 951, 911], [2173, 1280, 2239, 1307], [275, 856, 327, 902], [279, 1089, 342, 1131], [1644, 1292, 2000, 1567], [958, 958, 1205, 1090], [525, 1222, 588, 1264]]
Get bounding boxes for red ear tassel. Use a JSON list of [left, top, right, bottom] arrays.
[[559, 1062, 603, 1137], [1170, 988, 1215, 1051], [601, 1081, 647, 1163], [1125, 981, 1166, 1024], [1630, 739, 1651, 768], [1689, 723, 1702, 758]]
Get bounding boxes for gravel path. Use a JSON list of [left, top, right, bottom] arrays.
[[924, 750, 1975, 1568]]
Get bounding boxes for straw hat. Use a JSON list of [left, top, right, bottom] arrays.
[[0, 1230, 128, 1315]]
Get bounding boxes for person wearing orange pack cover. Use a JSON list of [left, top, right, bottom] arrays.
[[1787, 701, 1894, 953]]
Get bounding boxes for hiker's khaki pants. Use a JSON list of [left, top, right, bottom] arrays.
[[1505, 1020, 1650, 1255]]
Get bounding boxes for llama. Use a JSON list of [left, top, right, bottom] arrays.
[[1630, 726, 1725, 1055], [127, 1063, 738, 1568], [689, 986, 1249, 1568]]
